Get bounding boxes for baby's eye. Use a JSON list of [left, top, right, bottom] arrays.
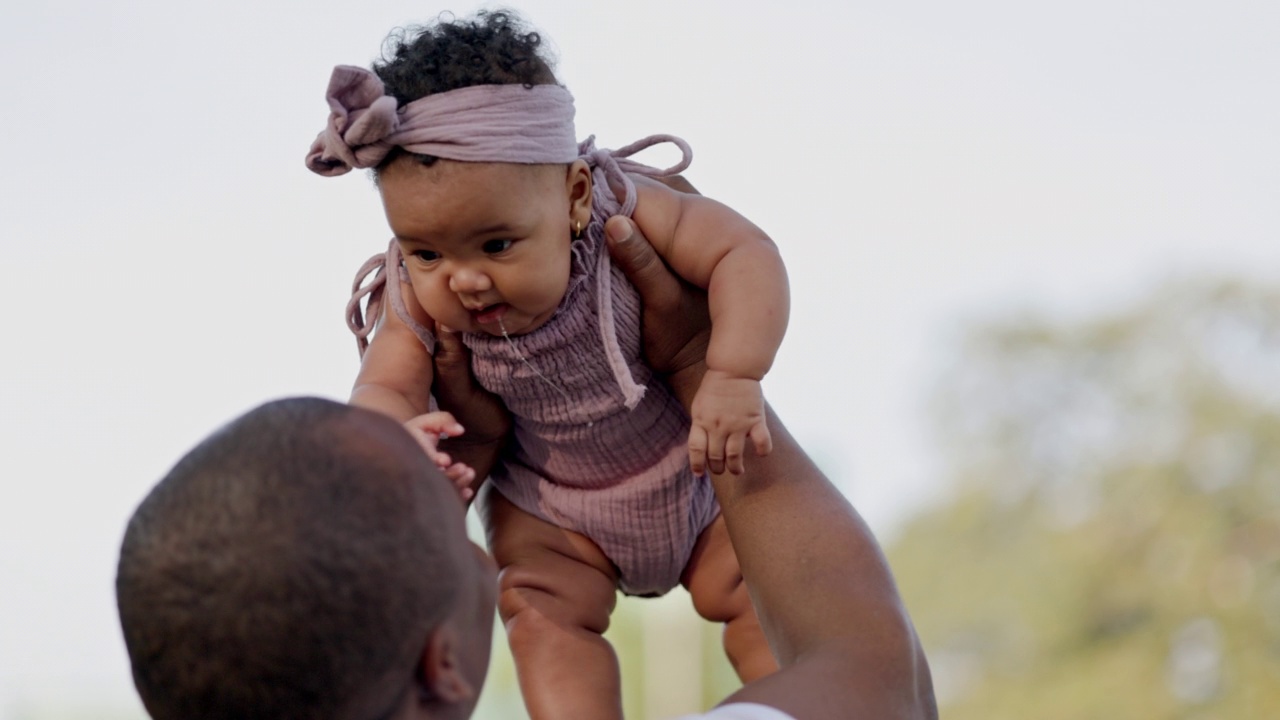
[[413, 249, 441, 262], [482, 239, 514, 255]]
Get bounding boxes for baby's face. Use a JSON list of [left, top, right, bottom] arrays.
[[379, 158, 584, 336]]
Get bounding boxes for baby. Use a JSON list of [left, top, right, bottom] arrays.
[[306, 11, 788, 719]]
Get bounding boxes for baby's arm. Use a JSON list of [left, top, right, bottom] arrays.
[[629, 176, 789, 476], [403, 411, 478, 501], [351, 276, 436, 420], [351, 279, 477, 497]]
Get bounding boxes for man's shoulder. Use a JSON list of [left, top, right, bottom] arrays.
[[672, 702, 796, 720]]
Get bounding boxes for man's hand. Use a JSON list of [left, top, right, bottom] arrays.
[[605, 215, 710, 408], [430, 322, 511, 482]]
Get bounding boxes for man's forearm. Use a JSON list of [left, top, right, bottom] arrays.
[[611, 198, 935, 717], [663, 362, 706, 414], [710, 408, 937, 718]]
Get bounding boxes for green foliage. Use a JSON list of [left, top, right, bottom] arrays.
[[891, 280, 1280, 719]]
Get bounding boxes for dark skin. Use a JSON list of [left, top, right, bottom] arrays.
[[427, 176, 773, 718], [432, 209, 937, 719], [430, 177, 711, 490]]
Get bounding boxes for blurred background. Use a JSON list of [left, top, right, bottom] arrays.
[[1, 0, 1277, 718]]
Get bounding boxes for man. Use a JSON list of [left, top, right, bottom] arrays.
[[116, 218, 937, 720]]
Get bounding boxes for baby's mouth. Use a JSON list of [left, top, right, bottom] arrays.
[[472, 303, 509, 325]]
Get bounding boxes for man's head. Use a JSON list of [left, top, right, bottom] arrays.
[[116, 397, 495, 720]]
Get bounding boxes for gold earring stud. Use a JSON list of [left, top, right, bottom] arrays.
[[573, 220, 583, 239]]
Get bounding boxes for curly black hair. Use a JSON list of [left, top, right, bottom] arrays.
[[374, 9, 559, 106]]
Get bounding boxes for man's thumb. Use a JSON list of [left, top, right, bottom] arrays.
[[606, 216, 664, 294]]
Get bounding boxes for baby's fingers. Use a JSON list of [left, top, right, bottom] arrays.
[[751, 422, 773, 458], [688, 425, 709, 476], [704, 427, 729, 476], [404, 423, 443, 460], [403, 414, 468, 470], [725, 432, 747, 476], [406, 411, 465, 438], [445, 461, 474, 484], [444, 462, 477, 501]]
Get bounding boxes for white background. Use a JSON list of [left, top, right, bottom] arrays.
[[1, 0, 1277, 715]]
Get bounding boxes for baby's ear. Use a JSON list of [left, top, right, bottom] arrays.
[[566, 159, 593, 227]]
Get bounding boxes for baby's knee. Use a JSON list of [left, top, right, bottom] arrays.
[[684, 535, 752, 622], [498, 586, 558, 652], [496, 562, 615, 633], [689, 571, 752, 624]]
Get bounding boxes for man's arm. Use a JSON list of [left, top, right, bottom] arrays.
[[630, 177, 788, 475], [710, 411, 936, 719], [429, 323, 510, 487], [606, 218, 937, 720]]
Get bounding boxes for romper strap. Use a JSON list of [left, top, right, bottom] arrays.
[[580, 134, 693, 217], [346, 239, 436, 357], [579, 135, 694, 410]]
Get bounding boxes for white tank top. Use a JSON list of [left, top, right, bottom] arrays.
[[673, 703, 796, 720]]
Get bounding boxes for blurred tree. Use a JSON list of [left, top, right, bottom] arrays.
[[891, 280, 1280, 719]]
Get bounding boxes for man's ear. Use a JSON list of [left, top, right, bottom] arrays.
[[416, 625, 476, 704], [566, 159, 593, 232]]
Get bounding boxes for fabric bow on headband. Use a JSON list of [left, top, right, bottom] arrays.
[[305, 65, 580, 175]]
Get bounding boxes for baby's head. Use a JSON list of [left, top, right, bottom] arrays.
[[371, 11, 593, 337], [372, 10, 558, 150]]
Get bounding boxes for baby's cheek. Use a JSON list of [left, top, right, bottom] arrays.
[[418, 285, 456, 318]]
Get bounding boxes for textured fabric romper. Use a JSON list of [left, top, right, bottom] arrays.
[[468, 137, 719, 596], [357, 136, 721, 596]]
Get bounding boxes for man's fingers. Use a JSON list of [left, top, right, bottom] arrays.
[[432, 323, 471, 381], [434, 322, 463, 354], [432, 323, 478, 401], [605, 216, 678, 312]]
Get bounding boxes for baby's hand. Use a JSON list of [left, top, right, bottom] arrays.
[[403, 412, 478, 501], [689, 370, 772, 476]]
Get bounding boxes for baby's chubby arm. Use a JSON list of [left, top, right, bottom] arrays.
[[351, 279, 481, 498], [629, 176, 790, 475], [350, 277, 437, 421]]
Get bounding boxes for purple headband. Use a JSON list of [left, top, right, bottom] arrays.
[[306, 65, 579, 175]]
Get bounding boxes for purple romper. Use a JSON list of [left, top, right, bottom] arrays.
[[469, 213, 717, 595], [467, 138, 718, 596], [352, 136, 720, 596]]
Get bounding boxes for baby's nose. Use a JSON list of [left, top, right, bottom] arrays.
[[449, 267, 493, 294]]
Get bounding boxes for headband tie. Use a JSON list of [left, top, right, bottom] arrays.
[[306, 65, 579, 175]]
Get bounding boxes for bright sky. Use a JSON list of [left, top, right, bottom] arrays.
[[1, 0, 1277, 716]]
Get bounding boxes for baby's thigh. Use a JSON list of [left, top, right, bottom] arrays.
[[681, 515, 751, 622], [481, 490, 620, 629]]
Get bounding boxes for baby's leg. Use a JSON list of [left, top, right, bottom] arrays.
[[681, 515, 779, 683], [481, 491, 623, 720]]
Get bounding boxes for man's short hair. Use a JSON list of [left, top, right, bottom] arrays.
[[116, 398, 460, 719]]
